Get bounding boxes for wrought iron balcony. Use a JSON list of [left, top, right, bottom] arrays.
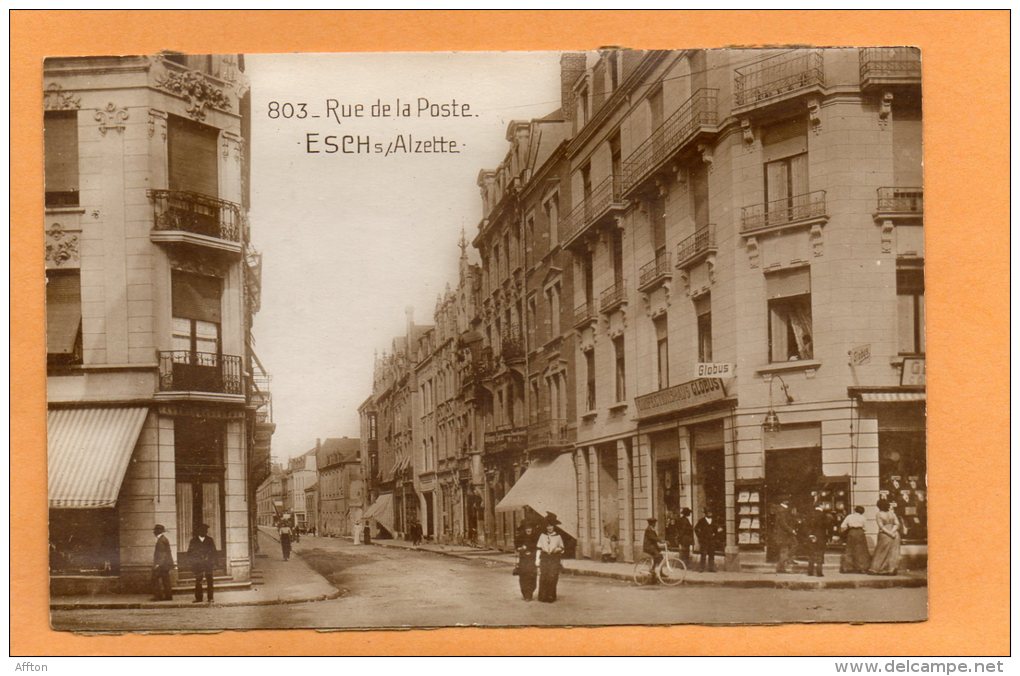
[[158, 351, 243, 395], [859, 48, 921, 90], [740, 190, 827, 234], [734, 50, 824, 110], [876, 187, 923, 216], [148, 189, 242, 246], [638, 248, 672, 291], [483, 425, 528, 454], [600, 280, 627, 314], [573, 300, 596, 328], [560, 175, 626, 248], [526, 418, 573, 450], [500, 327, 525, 363], [676, 224, 717, 268], [621, 88, 718, 196]]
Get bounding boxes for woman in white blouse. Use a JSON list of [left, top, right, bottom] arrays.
[[536, 514, 565, 603]]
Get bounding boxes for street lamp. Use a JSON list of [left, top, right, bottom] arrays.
[[762, 374, 794, 434]]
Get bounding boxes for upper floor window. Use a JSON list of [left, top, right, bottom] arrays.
[[766, 267, 813, 363], [543, 193, 559, 248], [525, 211, 536, 266], [44, 111, 79, 208], [46, 269, 82, 367], [171, 270, 223, 359], [168, 115, 219, 198], [545, 283, 562, 338], [584, 348, 596, 412], [655, 315, 669, 390], [762, 117, 809, 213], [613, 335, 627, 402], [897, 267, 925, 355], [695, 294, 712, 363]]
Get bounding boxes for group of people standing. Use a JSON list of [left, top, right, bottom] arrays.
[[513, 513, 566, 603], [773, 498, 902, 576], [660, 508, 725, 572], [149, 523, 217, 603]]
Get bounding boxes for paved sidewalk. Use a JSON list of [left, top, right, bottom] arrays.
[[369, 537, 927, 590], [49, 530, 340, 610]]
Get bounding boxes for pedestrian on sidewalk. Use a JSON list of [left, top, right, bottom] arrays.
[[536, 513, 565, 603], [774, 498, 799, 574], [839, 506, 871, 573], [804, 504, 829, 577], [695, 509, 723, 572], [868, 499, 902, 575], [514, 521, 539, 601], [187, 524, 216, 603], [279, 522, 293, 561], [677, 508, 694, 566], [151, 524, 174, 601], [411, 519, 423, 547]]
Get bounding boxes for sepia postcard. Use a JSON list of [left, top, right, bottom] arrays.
[[42, 47, 930, 634]]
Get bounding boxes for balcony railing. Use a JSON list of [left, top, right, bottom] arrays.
[[148, 189, 242, 242], [734, 50, 824, 108], [676, 224, 717, 268], [561, 175, 625, 245], [876, 187, 923, 215], [573, 300, 596, 328], [500, 327, 525, 362], [740, 190, 827, 233], [158, 351, 243, 395], [859, 48, 921, 86], [622, 88, 718, 195], [600, 280, 627, 313], [638, 248, 672, 290], [526, 418, 573, 450]]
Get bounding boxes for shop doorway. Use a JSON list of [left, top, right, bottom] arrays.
[[424, 491, 435, 538], [694, 448, 725, 520], [764, 447, 822, 560], [598, 444, 619, 548], [174, 417, 225, 572]]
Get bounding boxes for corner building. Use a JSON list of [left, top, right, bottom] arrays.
[[564, 49, 925, 567], [44, 54, 273, 593]]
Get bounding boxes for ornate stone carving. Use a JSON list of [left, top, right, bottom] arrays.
[[155, 68, 232, 121], [45, 223, 80, 268], [95, 102, 129, 135], [879, 91, 894, 127], [677, 268, 690, 295], [741, 118, 754, 145], [148, 109, 167, 140], [811, 224, 824, 257], [807, 98, 821, 134], [880, 219, 895, 253], [44, 83, 80, 111], [168, 248, 229, 277], [746, 235, 760, 269], [698, 143, 714, 170], [706, 253, 717, 283]]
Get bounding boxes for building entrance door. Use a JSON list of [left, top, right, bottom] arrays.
[[694, 448, 725, 520], [764, 447, 822, 560], [424, 491, 435, 538]]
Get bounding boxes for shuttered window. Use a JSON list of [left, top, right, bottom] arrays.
[[171, 271, 222, 323], [44, 111, 79, 207], [168, 115, 219, 198], [46, 270, 82, 358]]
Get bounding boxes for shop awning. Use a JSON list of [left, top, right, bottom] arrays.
[[48, 407, 149, 509], [495, 451, 577, 538], [859, 392, 926, 403], [362, 493, 395, 533]]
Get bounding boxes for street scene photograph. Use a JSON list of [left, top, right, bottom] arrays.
[[43, 47, 927, 632]]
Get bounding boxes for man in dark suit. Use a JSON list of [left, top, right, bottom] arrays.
[[694, 509, 724, 572], [151, 524, 174, 601], [676, 507, 695, 565], [187, 523, 217, 603], [642, 517, 662, 583], [774, 499, 799, 573], [804, 504, 829, 577]]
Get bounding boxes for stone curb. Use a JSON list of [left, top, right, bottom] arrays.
[[370, 540, 927, 590]]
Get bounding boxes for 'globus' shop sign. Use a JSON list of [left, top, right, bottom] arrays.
[[635, 377, 728, 420]]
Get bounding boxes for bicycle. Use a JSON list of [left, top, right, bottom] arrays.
[[633, 541, 687, 586]]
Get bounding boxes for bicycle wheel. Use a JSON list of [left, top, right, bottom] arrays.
[[633, 555, 655, 585], [659, 555, 687, 586]]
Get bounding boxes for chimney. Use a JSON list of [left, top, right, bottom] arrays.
[[560, 52, 587, 116], [405, 305, 414, 341]]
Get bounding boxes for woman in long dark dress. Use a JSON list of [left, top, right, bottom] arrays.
[[514, 522, 539, 601], [536, 514, 565, 603], [838, 506, 871, 573]]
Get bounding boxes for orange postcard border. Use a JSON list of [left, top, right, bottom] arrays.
[[10, 9, 1010, 656]]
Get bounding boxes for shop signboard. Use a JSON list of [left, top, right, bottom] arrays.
[[901, 357, 926, 386], [696, 362, 736, 378], [634, 377, 727, 420], [849, 343, 871, 366]]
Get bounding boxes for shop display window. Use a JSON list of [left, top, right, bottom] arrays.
[[736, 480, 764, 546], [879, 430, 927, 543]]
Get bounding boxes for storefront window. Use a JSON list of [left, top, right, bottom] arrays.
[[49, 508, 119, 575], [879, 430, 927, 543]]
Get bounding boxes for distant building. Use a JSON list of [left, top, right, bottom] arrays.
[[255, 463, 284, 527], [304, 482, 319, 534], [283, 448, 317, 529], [316, 437, 362, 537]]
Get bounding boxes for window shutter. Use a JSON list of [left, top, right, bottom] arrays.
[[172, 271, 223, 322], [44, 111, 79, 202], [766, 266, 811, 299], [168, 115, 219, 197], [762, 116, 808, 163], [46, 270, 81, 354]]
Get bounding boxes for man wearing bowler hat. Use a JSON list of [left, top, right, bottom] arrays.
[[151, 524, 174, 601], [187, 523, 217, 603]]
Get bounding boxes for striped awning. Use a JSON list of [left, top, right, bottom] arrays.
[[362, 493, 395, 533], [495, 451, 578, 538], [859, 392, 926, 403], [48, 407, 149, 509]]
